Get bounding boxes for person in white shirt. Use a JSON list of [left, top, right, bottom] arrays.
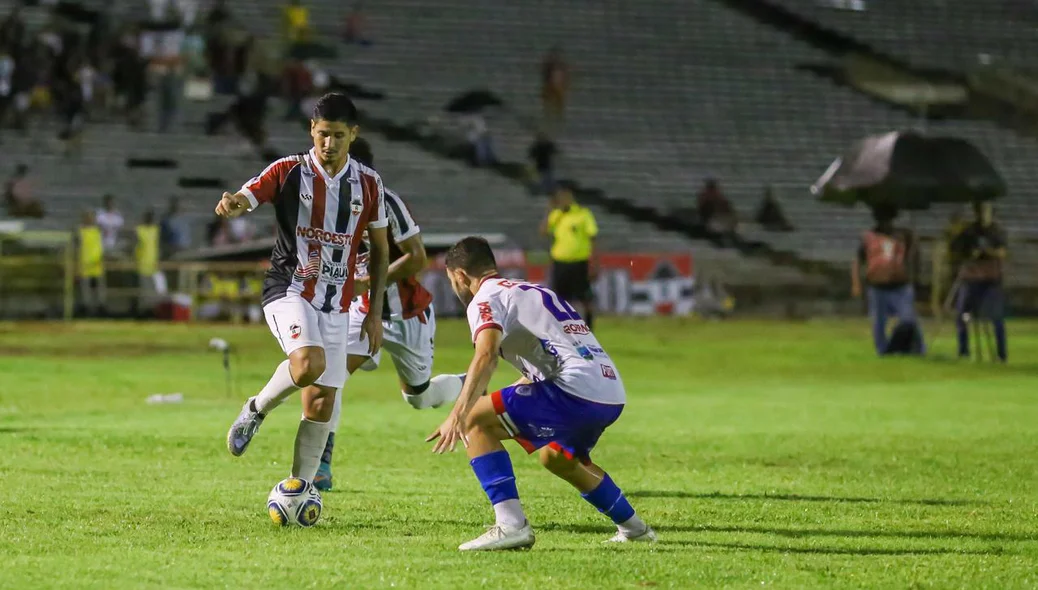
[[427, 236, 656, 551], [95, 194, 125, 251]]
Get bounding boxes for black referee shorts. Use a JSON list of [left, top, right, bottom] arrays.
[[550, 260, 592, 303]]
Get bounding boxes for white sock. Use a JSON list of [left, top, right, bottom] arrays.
[[254, 360, 299, 415], [403, 373, 464, 410], [492, 499, 526, 529], [617, 514, 648, 537], [292, 418, 332, 482], [329, 387, 343, 434]]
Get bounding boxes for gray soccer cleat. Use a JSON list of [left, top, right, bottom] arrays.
[[226, 397, 264, 456], [458, 522, 536, 551]]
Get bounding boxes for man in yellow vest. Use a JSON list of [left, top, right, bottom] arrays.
[[77, 210, 106, 317], [540, 183, 598, 329], [134, 210, 166, 316]]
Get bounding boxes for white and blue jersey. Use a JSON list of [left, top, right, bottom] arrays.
[[466, 275, 625, 462], [466, 276, 625, 405]]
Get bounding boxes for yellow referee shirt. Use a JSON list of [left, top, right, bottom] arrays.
[[78, 226, 104, 278], [548, 205, 598, 262], [135, 224, 159, 276]]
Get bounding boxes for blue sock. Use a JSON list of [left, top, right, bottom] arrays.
[[581, 473, 635, 524], [470, 450, 519, 505]]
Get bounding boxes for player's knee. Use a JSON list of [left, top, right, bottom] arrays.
[[290, 348, 326, 386], [539, 446, 579, 476]]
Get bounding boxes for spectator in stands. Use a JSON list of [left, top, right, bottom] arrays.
[[282, 0, 311, 46], [527, 133, 557, 195], [160, 196, 191, 256], [851, 203, 923, 356], [462, 112, 497, 167], [755, 185, 793, 232], [0, 7, 26, 50], [951, 202, 1007, 362], [540, 182, 598, 329], [4, 164, 43, 218], [112, 27, 149, 128], [540, 45, 569, 128], [341, 2, 370, 46], [696, 178, 738, 242], [96, 194, 125, 253], [77, 209, 107, 317], [0, 48, 13, 128]]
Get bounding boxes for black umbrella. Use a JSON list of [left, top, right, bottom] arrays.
[[811, 131, 1006, 210], [444, 90, 505, 114]]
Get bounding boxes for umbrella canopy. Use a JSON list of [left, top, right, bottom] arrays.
[[444, 90, 505, 114], [812, 131, 1006, 210]]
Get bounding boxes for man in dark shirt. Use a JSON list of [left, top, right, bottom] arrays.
[[951, 202, 1007, 361], [851, 204, 923, 355]]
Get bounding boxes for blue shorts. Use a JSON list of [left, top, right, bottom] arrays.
[[491, 380, 624, 464]]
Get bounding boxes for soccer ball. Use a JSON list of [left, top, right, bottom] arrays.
[[267, 477, 322, 527]]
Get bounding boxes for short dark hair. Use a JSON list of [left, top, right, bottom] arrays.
[[445, 236, 497, 275], [312, 92, 358, 124], [349, 137, 374, 167]]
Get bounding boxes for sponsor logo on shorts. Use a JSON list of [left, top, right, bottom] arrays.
[[477, 302, 494, 323], [515, 385, 532, 396], [295, 225, 353, 247], [289, 323, 302, 340], [601, 365, 616, 380], [416, 365, 428, 372], [563, 323, 591, 335], [528, 424, 555, 438]]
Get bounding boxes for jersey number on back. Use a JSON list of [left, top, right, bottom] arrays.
[[518, 284, 581, 323]]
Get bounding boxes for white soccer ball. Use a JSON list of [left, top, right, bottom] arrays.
[[267, 477, 322, 527]]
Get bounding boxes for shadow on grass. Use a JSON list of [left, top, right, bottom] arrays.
[[542, 523, 1032, 544], [628, 490, 981, 506], [664, 540, 1004, 556], [0, 426, 31, 434]]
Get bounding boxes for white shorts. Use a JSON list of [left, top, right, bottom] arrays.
[[264, 293, 349, 388], [346, 303, 436, 387]]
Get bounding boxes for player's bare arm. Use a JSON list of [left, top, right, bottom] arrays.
[[214, 192, 251, 218], [427, 327, 502, 454], [360, 225, 390, 355], [387, 233, 428, 283]]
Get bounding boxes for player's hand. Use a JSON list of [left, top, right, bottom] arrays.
[[425, 412, 468, 454], [359, 313, 383, 356], [851, 284, 861, 298], [215, 192, 249, 218], [353, 276, 370, 296]]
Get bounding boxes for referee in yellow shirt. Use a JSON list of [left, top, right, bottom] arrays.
[[540, 183, 598, 329]]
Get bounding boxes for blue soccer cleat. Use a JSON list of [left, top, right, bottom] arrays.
[[313, 462, 333, 491], [226, 397, 264, 457]]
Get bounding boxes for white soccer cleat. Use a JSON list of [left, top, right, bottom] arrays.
[[458, 522, 536, 551], [605, 525, 658, 544], [226, 397, 264, 457]]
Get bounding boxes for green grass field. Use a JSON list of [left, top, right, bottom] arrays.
[[0, 318, 1036, 589]]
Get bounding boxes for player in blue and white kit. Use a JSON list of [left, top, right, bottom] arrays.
[[427, 236, 656, 551]]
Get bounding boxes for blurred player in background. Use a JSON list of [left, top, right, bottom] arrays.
[[952, 201, 1008, 361], [218, 93, 390, 484], [427, 237, 655, 551], [540, 182, 598, 329], [315, 138, 463, 491]]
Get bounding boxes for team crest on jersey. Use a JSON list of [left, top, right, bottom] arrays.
[[293, 251, 321, 281], [350, 198, 363, 215], [289, 323, 302, 340], [601, 365, 616, 380]]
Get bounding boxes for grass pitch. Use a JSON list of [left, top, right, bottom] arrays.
[[0, 318, 1036, 589]]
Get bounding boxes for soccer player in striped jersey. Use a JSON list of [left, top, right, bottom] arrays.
[[428, 237, 656, 551], [315, 138, 463, 491], [216, 93, 390, 485]]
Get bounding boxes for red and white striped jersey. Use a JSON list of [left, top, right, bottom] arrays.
[[357, 187, 434, 320], [240, 148, 387, 313]]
